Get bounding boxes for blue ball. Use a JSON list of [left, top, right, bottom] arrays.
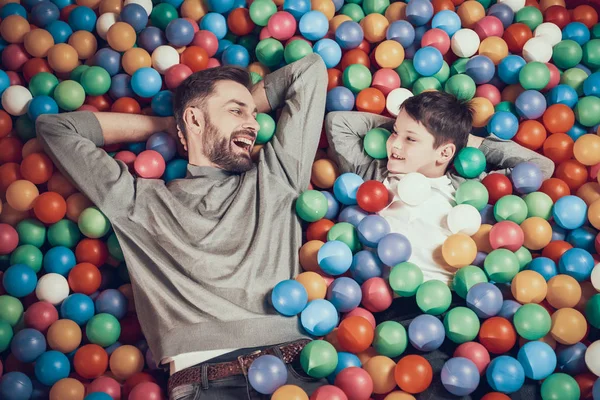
[[386, 20, 415, 47], [120, 3, 148, 33], [466, 55, 496, 84], [28, 96, 59, 121], [357, 215, 390, 248], [335, 20, 364, 50], [271, 279, 308, 316], [43, 246, 76, 276], [498, 55, 526, 85], [515, 90, 547, 120], [95, 289, 128, 320], [473, 251, 487, 267], [413, 46, 443, 77], [487, 111, 519, 140], [30, 1, 59, 27], [566, 122, 588, 141], [50, 0, 72, 9], [138, 27, 167, 52], [333, 173, 364, 205], [497, 299, 521, 320], [553, 195, 587, 230], [563, 22, 590, 45], [221, 44, 250, 67], [487, 3, 514, 29], [2, 264, 37, 297], [583, 71, 600, 97], [109, 74, 134, 99], [93, 48, 121, 76], [34, 351, 70, 386], [327, 277, 362, 312], [575, 63, 592, 76], [60, 293, 95, 325], [0, 69, 9, 97], [300, 299, 339, 336], [331, 0, 343, 11], [318, 240, 353, 275], [215, 39, 233, 58], [313, 38, 342, 69], [431, 10, 461, 37], [326, 86, 355, 112], [408, 314, 445, 351], [163, 159, 188, 183], [151, 90, 174, 117], [0, 372, 33, 400], [527, 257, 557, 281], [166, 18, 195, 47], [67, 5, 96, 32], [441, 357, 481, 396], [200, 12, 227, 39], [480, 204, 496, 225], [511, 162, 543, 194], [486, 356, 525, 394], [322, 191, 340, 220], [84, 393, 114, 400], [558, 248, 595, 282], [10, 329, 46, 363], [414, 25, 429, 43], [557, 342, 587, 375], [46, 20, 72, 43], [1, 3, 27, 19], [405, 0, 433, 26], [248, 355, 288, 395], [131, 67, 162, 98], [517, 341, 557, 380], [146, 131, 177, 162], [283, 0, 311, 20], [338, 205, 368, 227], [594, 379, 600, 400], [327, 352, 361, 383], [567, 226, 597, 253], [299, 10, 328, 41], [377, 233, 411, 266], [350, 250, 383, 284], [205, 0, 234, 13], [547, 84, 579, 108], [466, 282, 503, 319]]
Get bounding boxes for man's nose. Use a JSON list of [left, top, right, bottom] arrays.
[[246, 117, 260, 133]]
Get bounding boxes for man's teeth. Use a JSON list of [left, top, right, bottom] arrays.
[[391, 154, 404, 160], [234, 138, 253, 145]]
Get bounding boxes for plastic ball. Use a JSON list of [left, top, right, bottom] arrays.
[[558, 248, 594, 282], [394, 355, 432, 394], [551, 308, 587, 345], [300, 340, 338, 378], [441, 357, 480, 396], [442, 233, 477, 268], [247, 355, 287, 395], [541, 373, 581, 400], [486, 356, 524, 394], [377, 233, 412, 267], [300, 299, 339, 336], [407, 314, 445, 352], [0, 372, 33, 400], [327, 277, 361, 313]]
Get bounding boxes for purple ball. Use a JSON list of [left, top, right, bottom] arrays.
[[95, 289, 128, 320], [146, 131, 177, 162], [498, 299, 521, 321], [248, 355, 288, 394], [511, 162, 543, 194], [138, 26, 167, 52], [327, 277, 362, 312], [515, 90, 547, 120], [357, 215, 391, 248], [441, 357, 481, 396], [408, 314, 445, 351], [350, 250, 383, 284], [166, 18, 195, 47], [377, 233, 412, 266], [466, 282, 503, 319], [338, 205, 369, 227]]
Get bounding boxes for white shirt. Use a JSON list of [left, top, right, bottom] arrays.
[[378, 173, 458, 285]]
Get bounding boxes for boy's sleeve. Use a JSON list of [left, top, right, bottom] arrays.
[[36, 112, 136, 219], [324, 111, 395, 181], [259, 53, 328, 193]]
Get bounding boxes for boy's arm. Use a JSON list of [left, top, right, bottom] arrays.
[[325, 111, 395, 181]]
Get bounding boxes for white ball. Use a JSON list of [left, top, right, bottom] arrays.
[[96, 13, 119, 40], [386, 88, 413, 117], [585, 340, 600, 376], [152, 45, 180, 74], [447, 204, 482, 236], [1, 85, 32, 116], [522, 37, 553, 63], [36, 273, 70, 305], [451, 29, 480, 58], [591, 264, 600, 291], [497, 0, 525, 12], [533, 22, 562, 47], [124, 0, 152, 16], [397, 173, 432, 206]]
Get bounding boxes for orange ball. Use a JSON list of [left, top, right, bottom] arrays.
[[122, 47, 152, 75], [47, 172, 77, 199], [24, 29, 55, 58], [546, 274, 581, 309], [550, 307, 587, 345], [306, 219, 334, 243], [374, 40, 405, 69], [502, 23, 532, 53], [520, 217, 552, 250], [6, 179, 39, 211], [501, 84, 525, 103], [47, 319, 82, 353], [341, 49, 370, 70], [99, 0, 122, 14], [574, 134, 600, 166], [227, 8, 255, 36], [106, 22, 136, 52], [0, 162, 22, 194], [68, 262, 102, 295], [457, 1, 485, 29], [181, 45, 209, 72], [20, 152, 54, 184], [111, 97, 141, 114], [0, 15, 30, 43], [33, 192, 67, 224], [327, 68, 343, 91], [572, 5, 598, 28], [109, 345, 144, 381], [481, 393, 511, 400], [385, 2, 406, 22], [470, 97, 494, 128], [21, 138, 44, 159], [394, 355, 433, 394], [478, 317, 517, 354], [543, 104, 575, 134], [329, 15, 352, 35], [337, 315, 375, 353], [472, 224, 493, 253], [77, 0, 102, 8], [311, 0, 335, 20], [180, 0, 208, 20], [357, 347, 379, 365], [514, 120, 547, 151], [442, 233, 477, 268], [588, 198, 600, 230], [539, 178, 570, 203], [543, 133, 574, 164], [384, 392, 417, 400], [511, 270, 548, 304], [356, 87, 386, 114], [555, 159, 588, 191], [478, 37, 508, 65], [68, 30, 97, 60], [272, 385, 308, 400], [576, 182, 600, 206], [66, 193, 93, 222], [299, 240, 323, 272], [295, 271, 327, 301], [364, 356, 397, 394], [311, 158, 340, 189], [74, 344, 109, 379], [360, 13, 389, 43], [49, 378, 85, 400], [47, 43, 80, 74]]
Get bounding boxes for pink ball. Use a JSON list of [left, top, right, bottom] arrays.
[[310, 385, 349, 400], [453, 342, 491, 375], [192, 30, 219, 57], [343, 307, 376, 329], [334, 367, 374, 400], [489, 221, 524, 252], [267, 11, 297, 41], [134, 150, 166, 179], [77, 105, 99, 112], [372, 68, 401, 96], [316, 271, 334, 287], [88, 376, 122, 400], [473, 16, 504, 40], [183, 17, 199, 33], [421, 28, 450, 54], [285, 35, 312, 47], [0, 223, 18, 255], [360, 277, 393, 313], [259, 26, 272, 40], [475, 84, 501, 106], [590, 162, 600, 180], [24, 301, 59, 334], [165, 64, 193, 90], [128, 382, 165, 400], [206, 58, 221, 68], [114, 150, 137, 173], [7, 71, 22, 86], [2, 44, 30, 71], [544, 63, 561, 91]]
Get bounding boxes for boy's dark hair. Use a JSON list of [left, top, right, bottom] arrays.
[[173, 66, 252, 137], [400, 91, 474, 154]]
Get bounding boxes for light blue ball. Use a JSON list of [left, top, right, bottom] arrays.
[[431, 10, 461, 37], [60, 293, 95, 325], [563, 22, 590, 45], [377, 233, 412, 266], [566, 122, 588, 141], [517, 341, 557, 380], [327, 352, 361, 383], [583, 71, 600, 97], [527, 257, 557, 281], [386, 20, 415, 47], [248, 355, 288, 395], [333, 173, 364, 205], [327, 277, 362, 312], [487, 111, 519, 140], [357, 215, 390, 248], [466, 282, 503, 319], [441, 357, 481, 396], [271, 279, 308, 316], [300, 299, 339, 336], [408, 314, 445, 351], [2, 264, 37, 298], [205, 0, 235, 13], [34, 351, 70, 386], [318, 240, 353, 275], [221, 44, 250, 67], [313, 38, 342, 69], [558, 248, 595, 282], [326, 86, 355, 112], [547, 84, 579, 108], [131, 68, 162, 98], [350, 250, 383, 284], [299, 10, 328, 41], [486, 356, 525, 394], [413, 46, 443, 77], [552, 195, 588, 230], [199, 12, 227, 39]]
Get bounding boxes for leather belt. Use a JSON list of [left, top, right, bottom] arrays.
[[167, 339, 310, 395]]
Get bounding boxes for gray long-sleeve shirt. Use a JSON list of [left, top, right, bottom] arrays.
[[36, 53, 328, 363]]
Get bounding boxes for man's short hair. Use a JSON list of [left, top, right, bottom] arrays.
[[400, 91, 474, 154], [173, 66, 252, 136]]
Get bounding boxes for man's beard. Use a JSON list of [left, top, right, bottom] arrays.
[[202, 116, 255, 174]]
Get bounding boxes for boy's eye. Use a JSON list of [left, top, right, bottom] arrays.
[[407, 137, 416, 142]]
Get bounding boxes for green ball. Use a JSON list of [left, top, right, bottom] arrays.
[[494, 195, 528, 224], [444, 74, 476, 100], [223, 31, 237, 43], [364, 127, 391, 159], [443, 306, 480, 344], [255, 38, 284, 67], [0, 295, 24, 326], [327, 222, 361, 253], [249, 0, 277, 26], [433, 61, 450, 84], [389, 262, 423, 296], [150, 3, 178, 30], [593, 24, 600, 39], [238, 35, 259, 56], [515, 6, 543, 30], [48, 219, 81, 248], [395, 60, 419, 89], [450, 58, 469, 75], [107, 233, 124, 262], [412, 77, 442, 95], [9, 244, 43, 273], [70, 65, 90, 83], [15, 115, 36, 142], [475, 0, 492, 8], [340, 3, 365, 22], [78, 207, 111, 239], [560, 67, 588, 96], [54, 80, 86, 111], [86, 313, 121, 347], [583, 39, 600, 69], [343, 64, 372, 94], [585, 293, 600, 329], [552, 40, 583, 70], [373, 320, 407, 357], [16, 219, 46, 248], [514, 246, 532, 271], [295, 190, 328, 222], [80, 66, 112, 96], [495, 101, 517, 116], [484, 249, 520, 283], [524, 191, 553, 219], [29, 72, 59, 97], [452, 265, 489, 298], [513, 303, 551, 340], [256, 113, 276, 144], [250, 71, 263, 85], [416, 280, 452, 315], [541, 373, 580, 400], [519, 61, 550, 90], [455, 180, 489, 211], [284, 40, 313, 64], [0, 320, 13, 352], [454, 147, 487, 178], [575, 95, 600, 127], [299, 340, 338, 378], [362, 0, 389, 15]]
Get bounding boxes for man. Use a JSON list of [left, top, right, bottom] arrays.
[[36, 53, 328, 399]]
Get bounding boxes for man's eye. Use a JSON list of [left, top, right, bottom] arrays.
[[231, 109, 242, 115]]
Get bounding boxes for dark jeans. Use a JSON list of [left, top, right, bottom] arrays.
[[168, 341, 327, 400]]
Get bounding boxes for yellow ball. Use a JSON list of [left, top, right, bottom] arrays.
[[574, 134, 600, 166], [550, 308, 587, 345], [479, 37, 509, 65], [470, 97, 495, 128], [360, 13, 389, 43], [364, 356, 397, 394], [442, 233, 477, 268], [511, 270, 548, 304], [272, 385, 308, 400], [375, 40, 405, 69], [520, 217, 552, 250], [311, 0, 335, 20], [546, 274, 581, 309]]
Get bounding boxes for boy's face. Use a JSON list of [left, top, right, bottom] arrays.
[[386, 109, 455, 176]]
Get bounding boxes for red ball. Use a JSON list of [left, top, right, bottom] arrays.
[[192, 30, 218, 57], [165, 64, 193, 90], [85, 94, 112, 112], [343, 307, 376, 329], [6, 71, 22, 86], [68, 262, 102, 295], [514, 120, 547, 151], [574, 371, 596, 399], [453, 341, 490, 374], [421, 28, 451, 54], [134, 150, 166, 179], [539, 177, 570, 203], [478, 317, 517, 354], [0, 223, 18, 255], [502, 23, 532, 53], [111, 97, 141, 114], [24, 301, 59, 334], [334, 367, 374, 400], [544, 62, 561, 90], [22, 58, 52, 82], [336, 316, 375, 353], [543, 104, 575, 134], [114, 150, 137, 174], [74, 344, 109, 379], [481, 393, 511, 400], [75, 238, 109, 266], [394, 355, 433, 394], [356, 180, 390, 213], [489, 221, 524, 252], [2, 44, 30, 71], [481, 174, 513, 205], [87, 376, 122, 400], [371, 68, 400, 96], [473, 15, 504, 40], [306, 219, 334, 242], [20, 152, 54, 184], [361, 277, 393, 313], [310, 385, 348, 400], [543, 131, 574, 165], [181, 46, 209, 73], [544, 5, 571, 29], [123, 372, 157, 399], [128, 382, 166, 400], [33, 191, 67, 224]]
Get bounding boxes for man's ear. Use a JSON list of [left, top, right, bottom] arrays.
[[177, 126, 188, 152], [182, 107, 204, 139], [438, 143, 456, 164]]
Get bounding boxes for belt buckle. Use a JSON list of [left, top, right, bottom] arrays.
[[238, 349, 262, 376]]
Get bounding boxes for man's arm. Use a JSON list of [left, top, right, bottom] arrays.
[[36, 112, 174, 219], [325, 111, 394, 181]]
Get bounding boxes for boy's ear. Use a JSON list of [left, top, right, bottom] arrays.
[[438, 143, 456, 164]]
